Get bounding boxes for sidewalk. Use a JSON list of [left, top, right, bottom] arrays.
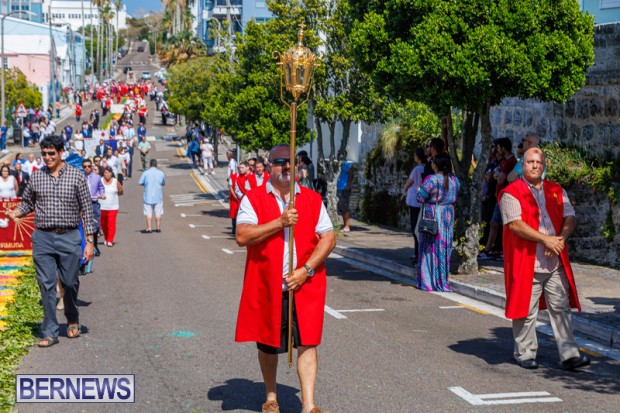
[[330, 217, 620, 350], [178, 139, 620, 351]]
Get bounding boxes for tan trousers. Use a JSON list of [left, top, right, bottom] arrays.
[[512, 268, 580, 363]]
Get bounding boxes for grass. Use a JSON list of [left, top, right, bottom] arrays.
[[0, 262, 43, 412]]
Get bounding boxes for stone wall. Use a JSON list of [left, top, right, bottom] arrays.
[[567, 184, 620, 267], [489, 23, 620, 161]]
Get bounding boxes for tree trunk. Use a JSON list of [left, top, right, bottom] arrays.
[[455, 104, 493, 274], [316, 117, 340, 226]]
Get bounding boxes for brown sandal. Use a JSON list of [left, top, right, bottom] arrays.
[[67, 324, 81, 338], [262, 400, 280, 413], [38, 337, 59, 347]]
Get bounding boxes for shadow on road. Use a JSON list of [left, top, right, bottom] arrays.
[[448, 327, 514, 366], [449, 326, 620, 394], [207, 378, 301, 412]]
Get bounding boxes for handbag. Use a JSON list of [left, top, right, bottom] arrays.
[[418, 180, 439, 236]]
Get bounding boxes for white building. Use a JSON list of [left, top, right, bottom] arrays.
[[41, 0, 128, 32], [3, 16, 86, 107]]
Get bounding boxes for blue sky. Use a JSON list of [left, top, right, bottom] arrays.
[[124, 0, 164, 18]]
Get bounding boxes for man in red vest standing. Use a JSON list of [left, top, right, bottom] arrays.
[[246, 157, 270, 188], [235, 144, 336, 413], [499, 147, 589, 371]]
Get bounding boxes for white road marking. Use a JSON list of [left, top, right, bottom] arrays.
[[180, 213, 203, 218], [439, 306, 465, 309], [146, 136, 157, 141], [188, 224, 213, 228], [433, 292, 507, 319], [337, 309, 385, 313], [324, 305, 347, 319], [221, 248, 246, 254], [201, 235, 233, 239], [449, 387, 562, 405]]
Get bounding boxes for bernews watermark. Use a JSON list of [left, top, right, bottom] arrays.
[[16, 374, 135, 403]]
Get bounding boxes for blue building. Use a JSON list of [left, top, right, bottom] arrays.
[[1, 0, 45, 23], [579, 0, 620, 24], [192, 0, 273, 50]]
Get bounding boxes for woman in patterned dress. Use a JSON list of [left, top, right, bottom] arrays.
[[415, 155, 460, 291]]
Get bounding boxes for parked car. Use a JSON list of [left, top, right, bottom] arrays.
[[137, 46, 145, 52], [123, 66, 133, 74], [141, 71, 152, 80]]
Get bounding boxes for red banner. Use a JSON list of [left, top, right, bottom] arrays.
[[0, 198, 33, 252]]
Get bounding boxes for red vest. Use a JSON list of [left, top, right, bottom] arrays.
[[236, 173, 250, 196], [500, 179, 580, 319], [235, 185, 326, 347], [246, 172, 270, 188]]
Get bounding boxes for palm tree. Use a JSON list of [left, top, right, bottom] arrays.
[[159, 30, 206, 67], [99, 3, 114, 78], [114, 0, 121, 73], [91, 0, 107, 79]]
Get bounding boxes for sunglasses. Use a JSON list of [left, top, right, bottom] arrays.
[[83, 165, 92, 168], [41, 151, 57, 157], [271, 158, 290, 167]]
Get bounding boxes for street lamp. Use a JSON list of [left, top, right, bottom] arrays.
[[1, 11, 35, 125], [273, 23, 319, 368]]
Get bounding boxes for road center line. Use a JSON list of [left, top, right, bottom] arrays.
[[189, 224, 214, 228]]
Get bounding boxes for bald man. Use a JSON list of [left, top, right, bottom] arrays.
[[499, 148, 589, 371]]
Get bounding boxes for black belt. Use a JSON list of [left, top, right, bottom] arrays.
[[39, 227, 77, 234]]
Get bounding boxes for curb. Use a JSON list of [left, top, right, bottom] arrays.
[[333, 243, 618, 350]]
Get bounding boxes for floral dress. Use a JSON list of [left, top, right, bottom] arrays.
[[416, 174, 460, 291]]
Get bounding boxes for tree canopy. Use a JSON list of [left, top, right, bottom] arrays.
[[5, 68, 42, 114], [349, 0, 594, 114]]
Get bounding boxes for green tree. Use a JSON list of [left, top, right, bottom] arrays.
[[5, 68, 42, 121], [166, 57, 218, 122], [311, 0, 385, 224], [349, 0, 594, 273]]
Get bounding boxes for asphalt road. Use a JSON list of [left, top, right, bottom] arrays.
[[14, 42, 620, 413]]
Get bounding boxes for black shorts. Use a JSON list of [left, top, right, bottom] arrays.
[[337, 189, 351, 214], [256, 292, 301, 354]]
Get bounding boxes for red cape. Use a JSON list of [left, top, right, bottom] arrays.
[[500, 179, 581, 320], [235, 185, 326, 347]]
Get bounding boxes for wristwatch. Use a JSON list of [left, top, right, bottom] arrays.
[[86, 237, 94, 243], [303, 264, 315, 277]]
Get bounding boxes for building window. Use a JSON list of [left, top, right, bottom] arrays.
[[600, 0, 620, 8], [2, 57, 7, 69]]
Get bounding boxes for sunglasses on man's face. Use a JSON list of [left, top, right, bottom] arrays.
[[41, 151, 58, 157], [271, 158, 290, 167], [83, 165, 92, 168]]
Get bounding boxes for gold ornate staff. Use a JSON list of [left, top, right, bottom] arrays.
[[273, 23, 319, 368]]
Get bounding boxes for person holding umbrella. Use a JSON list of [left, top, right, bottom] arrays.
[[235, 144, 336, 413]]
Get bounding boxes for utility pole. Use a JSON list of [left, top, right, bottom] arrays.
[[226, 0, 233, 69], [90, 0, 93, 80], [48, 2, 55, 111], [81, 0, 85, 88]]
